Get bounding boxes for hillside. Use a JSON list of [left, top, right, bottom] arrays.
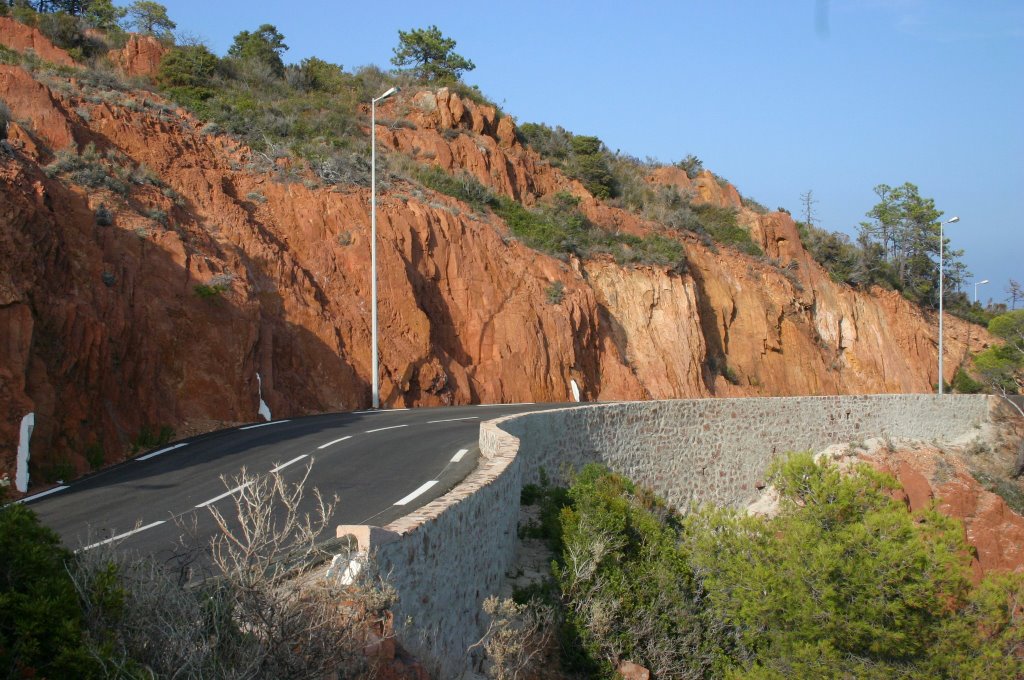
[[0, 18, 990, 489]]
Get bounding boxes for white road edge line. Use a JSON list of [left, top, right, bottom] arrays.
[[81, 521, 165, 551], [450, 448, 469, 463], [427, 417, 479, 424], [270, 455, 308, 472], [196, 481, 253, 508], [366, 424, 408, 434], [394, 480, 438, 506], [239, 419, 291, 430], [137, 442, 188, 461], [317, 435, 352, 449], [15, 485, 68, 504]]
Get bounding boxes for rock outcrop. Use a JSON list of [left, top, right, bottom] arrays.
[[113, 34, 167, 78], [0, 16, 77, 67], [0, 47, 993, 490], [873, 446, 1024, 578]]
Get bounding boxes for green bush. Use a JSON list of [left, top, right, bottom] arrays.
[[35, 11, 107, 63], [193, 283, 226, 298], [676, 154, 703, 179], [84, 441, 105, 470], [952, 367, 984, 394], [131, 424, 174, 452], [0, 504, 100, 678], [693, 203, 763, 256], [415, 165, 494, 212], [545, 281, 565, 305], [39, 455, 75, 483], [543, 455, 1024, 677], [157, 44, 219, 91]]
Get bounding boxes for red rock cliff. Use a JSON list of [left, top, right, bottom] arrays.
[[0, 56, 990, 489]]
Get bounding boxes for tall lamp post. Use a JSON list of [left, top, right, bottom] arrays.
[[370, 86, 400, 409], [938, 215, 960, 395], [974, 279, 990, 304]]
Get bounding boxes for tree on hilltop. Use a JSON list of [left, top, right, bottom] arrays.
[[391, 25, 475, 84], [126, 1, 175, 39], [228, 23, 288, 77], [858, 182, 966, 305], [82, 0, 125, 31], [1008, 279, 1022, 310]]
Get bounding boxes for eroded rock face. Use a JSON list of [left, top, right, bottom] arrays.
[[113, 34, 167, 78], [0, 57, 991, 490], [0, 17, 77, 67]]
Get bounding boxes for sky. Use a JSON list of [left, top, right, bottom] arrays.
[[142, 1, 1022, 304]]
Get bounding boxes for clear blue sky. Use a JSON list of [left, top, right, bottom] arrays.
[[147, 0, 1022, 305]]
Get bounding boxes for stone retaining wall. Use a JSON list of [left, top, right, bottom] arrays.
[[342, 395, 992, 676]]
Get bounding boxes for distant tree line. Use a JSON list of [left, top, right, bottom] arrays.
[[1, 1, 176, 39]]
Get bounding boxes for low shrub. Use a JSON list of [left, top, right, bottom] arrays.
[[692, 203, 763, 256], [952, 367, 984, 394], [45, 143, 129, 195], [544, 281, 565, 305]]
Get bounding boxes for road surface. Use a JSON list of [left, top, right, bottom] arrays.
[[26, 403, 566, 560]]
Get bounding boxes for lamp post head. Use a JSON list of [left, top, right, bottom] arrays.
[[978, 279, 990, 285], [946, 216, 960, 224], [374, 86, 400, 103]]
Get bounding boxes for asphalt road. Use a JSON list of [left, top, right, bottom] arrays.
[[26, 403, 566, 560]]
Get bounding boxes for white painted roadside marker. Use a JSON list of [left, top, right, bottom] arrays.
[[256, 372, 272, 422], [427, 417, 479, 424], [15, 485, 68, 504], [239, 419, 291, 430], [196, 481, 253, 508], [16, 413, 34, 493], [81, 520, 165, 551], [393, 480, 438, 506], [136, 442, 188, 461], [270, 455, 308, 472], [365, 424, 408, 434], [317, 435, 352, 449], [450, 449, 469, 463]]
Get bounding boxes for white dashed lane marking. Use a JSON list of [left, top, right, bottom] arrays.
[[451, 449, 469, 462], [427, 417, 478, 424], [16, 485, 68, 504], [394, 481, 438, 506], [365, 424, 408, 434], [239, 420, 291, 431], [270, 455, 308, 472], [317, 435, 352, 449], [195, 481, 253, 508], [81, 521, 166, 551], [136, 442, 188, 461]]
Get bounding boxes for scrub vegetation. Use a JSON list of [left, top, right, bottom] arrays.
[[507, 457, 1024, 679], [0, 467, 393, 679]]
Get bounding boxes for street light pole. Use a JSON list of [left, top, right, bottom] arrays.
[[974, 279, 990, 304], [938, 215, 959, 395], [370, 86, 399, 410]]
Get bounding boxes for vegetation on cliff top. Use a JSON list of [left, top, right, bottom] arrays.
[[515, 457, 1024, 678]]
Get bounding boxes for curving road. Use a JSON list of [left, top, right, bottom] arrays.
[[26, 403, 566, 558]]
